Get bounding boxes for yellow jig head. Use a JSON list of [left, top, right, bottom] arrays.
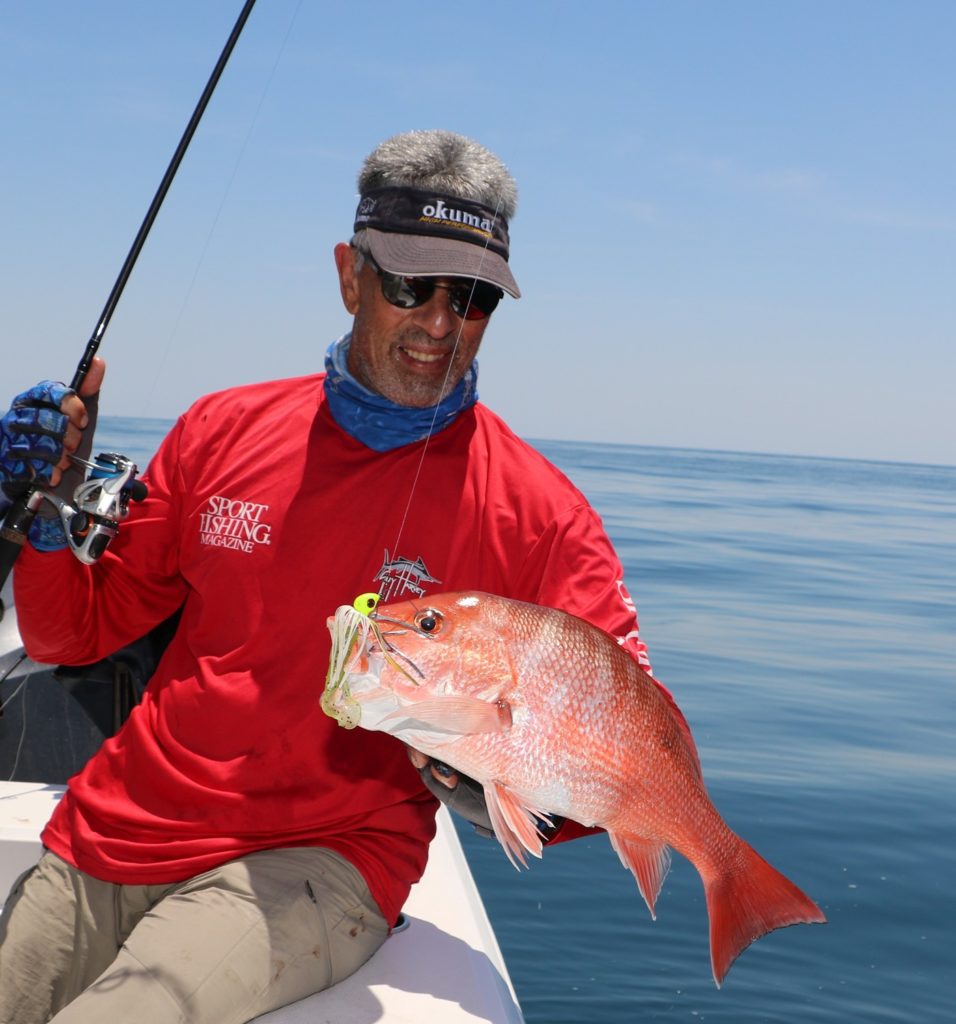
[[353, 592, 381, 616]]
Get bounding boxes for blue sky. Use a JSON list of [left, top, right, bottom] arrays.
[[2, 1, 953, 465]]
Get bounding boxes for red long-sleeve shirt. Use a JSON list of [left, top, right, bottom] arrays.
[[15, 374, 651, 925]]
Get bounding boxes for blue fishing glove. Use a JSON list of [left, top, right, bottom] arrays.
[[0, 380, 97, 552], [0, 381, 73, 496]]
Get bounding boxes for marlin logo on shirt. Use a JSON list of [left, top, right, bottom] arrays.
[[374, 549, 441, 601]]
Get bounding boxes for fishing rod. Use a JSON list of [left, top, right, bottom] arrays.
[[0, 0, 257, 589]]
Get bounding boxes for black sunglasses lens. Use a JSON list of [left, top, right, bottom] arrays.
[[380, 273, 434, 309], [450, 281, 502, 320], [375, 261, 502, 320]]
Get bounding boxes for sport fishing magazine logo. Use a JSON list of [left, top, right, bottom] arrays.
[[198, 495, 272, 553]]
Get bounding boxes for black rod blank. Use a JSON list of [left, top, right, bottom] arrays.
[[71, 0, 258, 391], [1, 0, 257, 589]]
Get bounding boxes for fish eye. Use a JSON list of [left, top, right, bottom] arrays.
[[415, 609, 443, 634]]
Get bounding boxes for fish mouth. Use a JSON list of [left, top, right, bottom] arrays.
[[322, 606, 429, 729]]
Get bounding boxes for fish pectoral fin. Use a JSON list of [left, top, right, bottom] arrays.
[[484, 782, 552, 871], [607, 832, 672, 920], [380, 696, 512, 736]]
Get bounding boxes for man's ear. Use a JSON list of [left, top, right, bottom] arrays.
[[334, 243, 361, 315]]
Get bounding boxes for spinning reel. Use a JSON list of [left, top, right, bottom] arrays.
[[34, 452, 147, 565]]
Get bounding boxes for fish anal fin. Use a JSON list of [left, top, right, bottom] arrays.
[[485, 782, 550, 871], [381, 696, 512, 736], [608, 831, 672, 920]]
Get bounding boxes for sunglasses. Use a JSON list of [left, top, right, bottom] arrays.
[[363, 252, 503, 321]]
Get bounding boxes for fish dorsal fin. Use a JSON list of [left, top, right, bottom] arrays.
[[381, 696, 512, 736], [607, 831, 672, 920], [484, 782, 553, 870]]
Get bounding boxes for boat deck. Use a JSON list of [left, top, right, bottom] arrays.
[[0, 783, 523, 1023]]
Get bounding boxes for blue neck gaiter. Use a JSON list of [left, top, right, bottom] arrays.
[[323, 334, 478, 452]]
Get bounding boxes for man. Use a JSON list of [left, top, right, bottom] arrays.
[[0, 130, 652, 1023]]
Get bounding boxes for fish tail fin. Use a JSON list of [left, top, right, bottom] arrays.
[[704, 838, 826, 987]]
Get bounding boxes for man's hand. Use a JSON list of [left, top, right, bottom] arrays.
[[406, 746, 496, 837], [56, 358, 107, 487], [0, 358, 106, 493], [407, 747, 459, 789], [406, 746, 566, 843]]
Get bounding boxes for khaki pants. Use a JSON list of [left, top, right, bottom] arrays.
[[0, 847, 388, 1024]]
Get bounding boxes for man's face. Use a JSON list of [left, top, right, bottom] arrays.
[[334, 243, 490, 409]]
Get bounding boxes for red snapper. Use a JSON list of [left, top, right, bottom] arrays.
[[322, 591, 825, 985]]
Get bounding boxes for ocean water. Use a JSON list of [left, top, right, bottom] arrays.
[[97, 419, 956, 1021]]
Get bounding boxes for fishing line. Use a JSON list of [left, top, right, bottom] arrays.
[[143, 0, 305, 414], [382, 197, 505, 587], [0, 0, 259, 588], [2, 672, 30, 782]]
